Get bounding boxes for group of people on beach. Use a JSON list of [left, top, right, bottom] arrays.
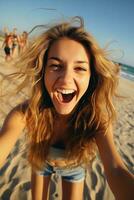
[[2, 27, 28, 61]]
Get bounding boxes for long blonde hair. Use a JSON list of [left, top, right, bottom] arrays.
[[11, 16, 120, 169]]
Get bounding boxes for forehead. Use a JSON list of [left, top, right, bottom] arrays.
[[47, 37, 90, 62]]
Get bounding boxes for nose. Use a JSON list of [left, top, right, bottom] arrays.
[[59, 68, 74, 84]]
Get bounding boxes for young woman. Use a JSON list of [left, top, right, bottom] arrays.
[[18, 31, 28, 54], [12, 28, 19, 57], [0, 17, 133, 200], [2, 33, 13, 61]]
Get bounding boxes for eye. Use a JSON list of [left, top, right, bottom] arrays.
[[49, 64, 62, 71], [75, 66, 87, 72]]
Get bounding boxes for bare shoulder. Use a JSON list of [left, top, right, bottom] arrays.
[[95, 124, 114, 146], [1, 101, 28, 133], [0, 102, 28, 166]]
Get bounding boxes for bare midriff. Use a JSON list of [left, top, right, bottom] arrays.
[[46, 158, 77, 168]]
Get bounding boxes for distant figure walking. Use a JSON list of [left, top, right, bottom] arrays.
[[3, 27, 9, 37], [2, 33, 13, 61], [18, 31, 28, 54], [12, 28, 19, 57]]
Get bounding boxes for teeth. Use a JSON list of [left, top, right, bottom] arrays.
[[57, 89, 75, 94]]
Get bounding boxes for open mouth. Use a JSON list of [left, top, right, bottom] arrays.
[[57, 89, 76, 103]]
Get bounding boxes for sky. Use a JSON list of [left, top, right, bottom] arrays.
[[0, 0, 134, 66]]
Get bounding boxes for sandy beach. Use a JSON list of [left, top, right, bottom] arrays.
[[0, 44, 134, 200]]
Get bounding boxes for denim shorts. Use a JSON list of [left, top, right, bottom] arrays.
[[37, 162, 86, 183]]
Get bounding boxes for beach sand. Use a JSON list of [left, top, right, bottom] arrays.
[[0, 45, 134, 200]]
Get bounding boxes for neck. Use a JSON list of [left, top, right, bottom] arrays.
[[53, 108, 76, 125], [54, 113, 70, 124]]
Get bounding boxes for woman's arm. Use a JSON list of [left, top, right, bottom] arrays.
[[1, 40, 5, 48], [95, 125, 134, 200], [0, 105, 26, 167]]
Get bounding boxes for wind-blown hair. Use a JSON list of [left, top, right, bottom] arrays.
[[13, 16, 120, 169]]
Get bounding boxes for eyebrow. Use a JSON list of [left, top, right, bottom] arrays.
[[48, 56, 89, 64]]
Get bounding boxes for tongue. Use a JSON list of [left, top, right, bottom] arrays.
[[58, 93, 74, 103]]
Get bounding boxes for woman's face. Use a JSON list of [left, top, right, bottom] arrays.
[[44, 37, 90, 115]]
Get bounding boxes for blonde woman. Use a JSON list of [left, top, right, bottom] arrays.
[[18, 31, 28, 54], [0, 17, 133, 200]]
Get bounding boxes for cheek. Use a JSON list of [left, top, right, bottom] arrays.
[[44, 72, 56, 93], [44, 73, 50, 92], [80, 76, 90, 92]]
